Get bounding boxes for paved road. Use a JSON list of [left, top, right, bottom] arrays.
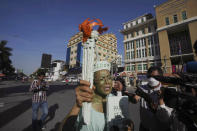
[[0, 81, 140, 131]]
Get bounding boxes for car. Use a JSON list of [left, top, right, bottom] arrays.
[[44, 77, 52, 82], [64, 77, 79, 85], [70, 77, 78, 83]]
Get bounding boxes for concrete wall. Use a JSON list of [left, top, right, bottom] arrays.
[[158, 30, 172, 73]]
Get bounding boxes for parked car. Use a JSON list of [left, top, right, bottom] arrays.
[[44, 77, 52, 82], [63, 77, 79, 85]]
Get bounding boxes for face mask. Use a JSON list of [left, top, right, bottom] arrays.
[[148, 77, 160, 88]]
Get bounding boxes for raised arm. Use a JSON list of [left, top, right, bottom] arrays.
[[59, 80, 95, 131]]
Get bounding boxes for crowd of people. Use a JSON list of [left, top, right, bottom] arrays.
[[29, 40, 197, 131]]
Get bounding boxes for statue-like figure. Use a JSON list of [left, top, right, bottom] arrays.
[[79, 18, 108, 42]]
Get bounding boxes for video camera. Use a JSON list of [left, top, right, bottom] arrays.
[[153, 73, 197, 90], [125, 83, 161, 113], [153, 73, 197, 130]]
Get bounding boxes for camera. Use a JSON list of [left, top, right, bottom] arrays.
[[153, 74, 197, 130]]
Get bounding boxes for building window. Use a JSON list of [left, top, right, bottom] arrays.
[[152, 47, 154, 56], [125, 25, 128, 29], [132, 65, 135, 71], [126, 52, 129, 60], [131, 41, 134, 49], [130, 51, 133, 59], [155, 46, 158, 56], [141, 18, 144, 23], [149, 48, 152, 56], [150, 63, 154, 67], [139, 50, 141, 58], [148, 36, 151, 45], [165, 17, 169, 25], [182, 11, 187, 20], [131, 51, 135, 59], [148, 26, 151, 33], [126, 66, 129, 71], [138, 64, 142, 71], [168, 30, 193, 56], [173, 14, 178, 23], [139, 40, 141, 48], [142, 49, 145, 57], [136, 20, 138, 25], [136, 40, 139, 48], [128, 42, 130, 50], [143, 64, 147, 71], [131, 32, 134, 38], [136, 31, 139, 36], [142, 28, 145, 34], [136, 50, 139, 58], [132, 51, 135, 59], [141, 38, 145, 47]]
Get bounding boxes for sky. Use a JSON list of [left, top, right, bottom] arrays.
[[0, 0, 167, 75]]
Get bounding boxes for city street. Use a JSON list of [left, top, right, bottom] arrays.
[[0, 81, 140, 131], [0, 0, 197, 130]]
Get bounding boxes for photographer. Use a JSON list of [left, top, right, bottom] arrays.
[[169, 40, 197, 131], [29, 72, 49, 131], [128, 66, 172, 131], [186, 40, 197, 97], [111, 76, 126, 96]]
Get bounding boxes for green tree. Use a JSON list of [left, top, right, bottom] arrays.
[[0, 40, 15, 75]]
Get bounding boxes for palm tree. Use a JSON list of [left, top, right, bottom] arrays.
[[0, 40, 15, 75]]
